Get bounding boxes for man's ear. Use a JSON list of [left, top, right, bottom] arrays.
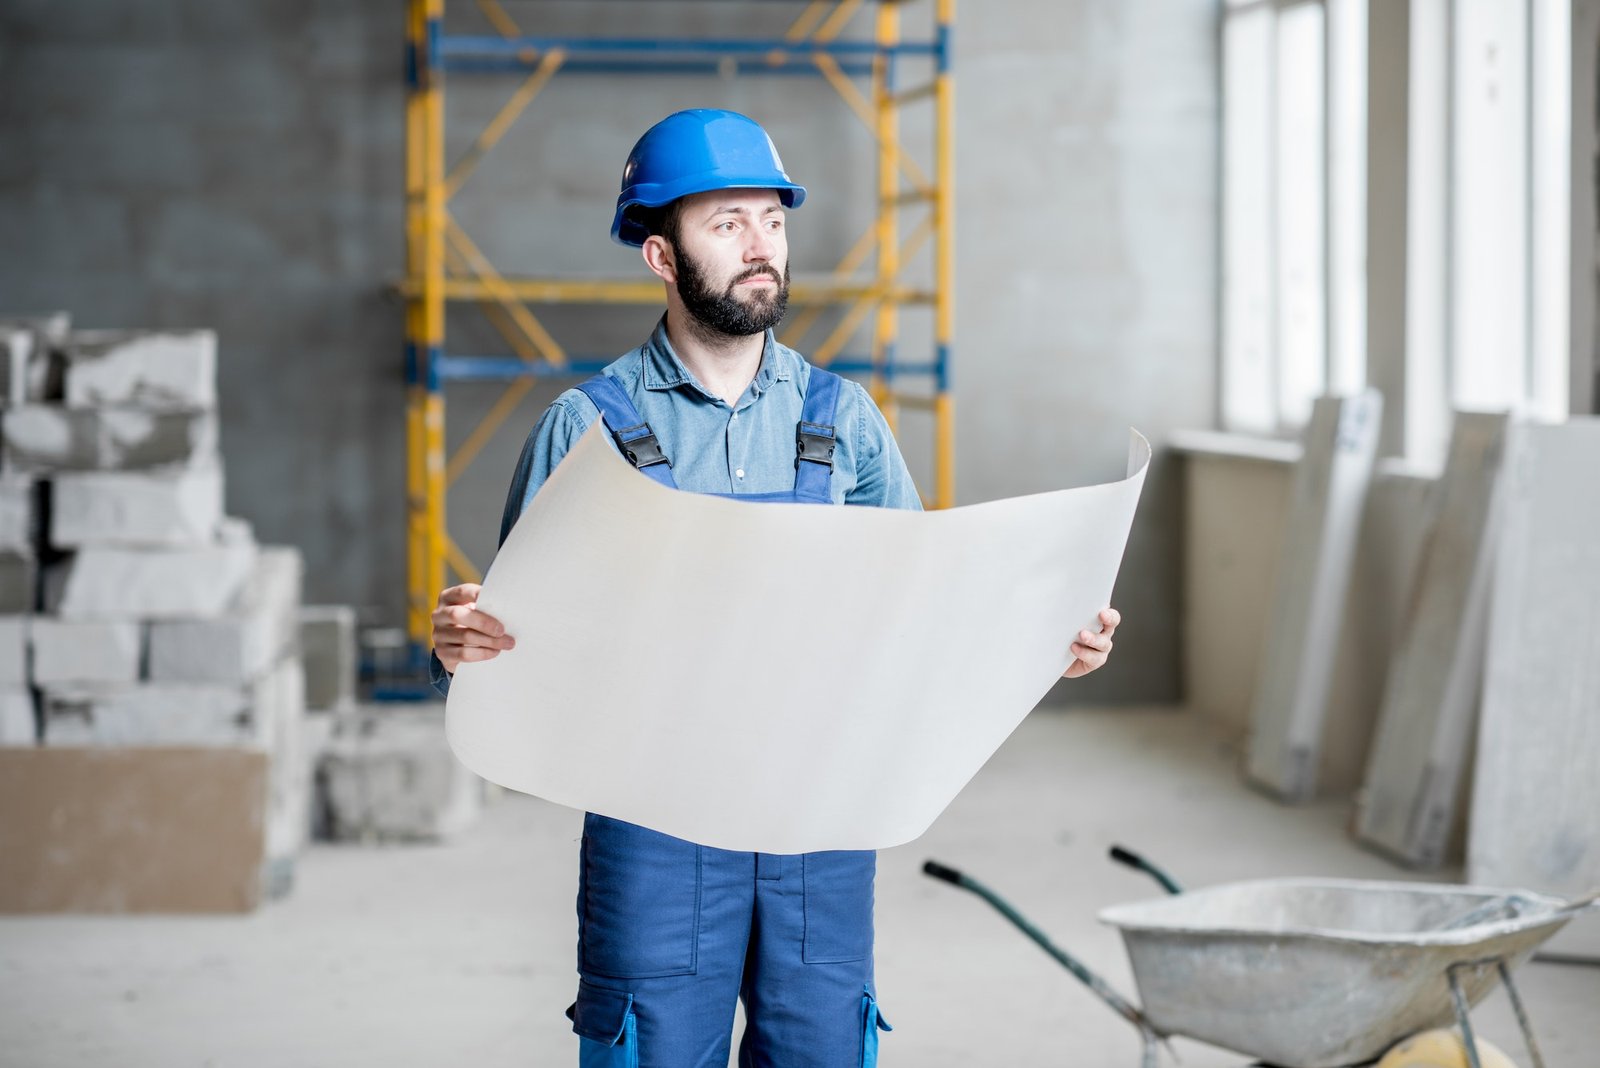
[[642, 235, 677, 284]]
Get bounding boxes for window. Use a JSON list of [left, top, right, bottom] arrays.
[[1221, 0, 1365, 435], [1221, 0, 1572, 459]]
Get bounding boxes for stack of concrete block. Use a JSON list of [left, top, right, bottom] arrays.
[[319, 706, 483, 842], [0, 323, 314, 904], [301, 604, 358, 712]]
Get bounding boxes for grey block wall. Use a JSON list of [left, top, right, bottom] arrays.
[[0, 1, 1217, 703]]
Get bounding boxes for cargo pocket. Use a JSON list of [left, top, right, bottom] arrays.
[[802, 850, 876, 963], [860, 989, 892, 1067], [566, 981, 640, 1068], [579, 814, 702, 978]]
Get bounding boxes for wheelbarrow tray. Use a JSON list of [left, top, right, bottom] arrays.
[[1097, 878, 1576, 1068]]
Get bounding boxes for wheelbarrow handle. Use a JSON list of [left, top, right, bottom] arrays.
[[1108, 845, 1185, 896], [922, 856, 1165, 1066]]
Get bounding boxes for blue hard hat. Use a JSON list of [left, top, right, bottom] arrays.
[[611, 109, 807, 246]]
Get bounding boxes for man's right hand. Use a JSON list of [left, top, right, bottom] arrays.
[[431, 583, 515, 674]]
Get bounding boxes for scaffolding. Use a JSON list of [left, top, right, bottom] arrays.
[[403, 0, 956, 651]]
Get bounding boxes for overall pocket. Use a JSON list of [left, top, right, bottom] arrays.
[[579, 814, 702, 978], [567, 981, 640, 1068], [801, 849, 876, 964]]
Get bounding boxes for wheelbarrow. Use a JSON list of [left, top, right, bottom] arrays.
[[922, 847, 1599, 1068]]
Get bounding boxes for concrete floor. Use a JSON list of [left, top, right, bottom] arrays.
[[3, 708, 1596, 1067]]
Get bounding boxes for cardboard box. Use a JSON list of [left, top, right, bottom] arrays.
[[0, 747, 268, 913]]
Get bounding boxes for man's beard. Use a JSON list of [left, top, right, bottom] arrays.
[[675, 250, 790, 338]]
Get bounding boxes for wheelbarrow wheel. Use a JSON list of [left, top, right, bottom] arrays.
[[1376, 1029, 1520, 1068]]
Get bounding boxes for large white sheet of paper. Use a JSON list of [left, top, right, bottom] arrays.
[[447, 424, 1149, 854]]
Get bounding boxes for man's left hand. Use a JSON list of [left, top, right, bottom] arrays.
[[1063, 607, 1120, 679]]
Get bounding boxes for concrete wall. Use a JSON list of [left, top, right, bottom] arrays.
[[0, 1, 406, 623], [0, 2, 1218, 702]]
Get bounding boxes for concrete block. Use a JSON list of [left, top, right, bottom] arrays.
[[2, 406, 218, 472], [30, 618, 143, 686], [147, 547, 301, 683], [300, 604, 357, 710], [2, 329, 33, 407], [0, 616, 27, 686], [0, 551, 36, 614], [0, 474, 38, 549], [41, 682, 266, 747], [50, 463, 224, 548], [304, 709, 337, 839], [56, 538, 256, 620], [319, 707, 481, 842], [0, 312, 70, 347], [0, 313, 69, 407], [262, 657, 309, 866], [62, 329, 217, 410], [0, 689, 35, 745]]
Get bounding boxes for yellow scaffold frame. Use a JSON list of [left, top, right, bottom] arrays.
[[403, 0, 956, 649]]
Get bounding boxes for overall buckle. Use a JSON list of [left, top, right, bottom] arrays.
[[796, 423, 837, 468], [613, 424, 670, 469]]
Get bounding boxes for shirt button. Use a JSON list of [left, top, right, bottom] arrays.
[[735, 469, 745, 479]]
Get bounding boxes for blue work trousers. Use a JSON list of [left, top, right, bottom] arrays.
[[567, 814, 891, 1067]]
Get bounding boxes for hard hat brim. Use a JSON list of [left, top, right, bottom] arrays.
[[611, 178, 807, 247]]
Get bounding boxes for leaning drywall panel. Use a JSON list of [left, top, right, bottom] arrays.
[[1355, 411, 1511, 867], [1469, 419, 1600, 960], [1245, 391, 1382, 801]]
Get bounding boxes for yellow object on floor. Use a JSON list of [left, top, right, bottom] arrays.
[[1377, 1028, 1519, 1068]]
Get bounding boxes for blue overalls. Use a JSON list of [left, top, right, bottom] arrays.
[[563, 367, 892, 1068]]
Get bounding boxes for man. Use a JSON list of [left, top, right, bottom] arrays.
[[430, 109, 1120, 1067]]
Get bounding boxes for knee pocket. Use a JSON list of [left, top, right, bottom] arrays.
[[861, 989, 892, 1068], [567, 982, 640, 1068], [802, 850, 876, 964], [579, 815, 702, 978]]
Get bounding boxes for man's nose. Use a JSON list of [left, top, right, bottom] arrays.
[[745, 227, 777, 263]]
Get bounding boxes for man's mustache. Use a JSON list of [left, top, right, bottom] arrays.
[[730, 265, 782, 287]]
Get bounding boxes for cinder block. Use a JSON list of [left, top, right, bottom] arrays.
[[319, 707, 481, 841], [56, 538, 256, 620], [30, 618, 143, 686], [62, 329, 217, 410], [41, 682, 266, 747], [0, 551, 36, 614], [147, 547, 301, 683], [2, 329, 33, 408], [300, 604, 357, 710], [0, 689, 35, 745], [0, 616, 27, 686], [0, 313, 69, 408], [2, 406, 218, 472], [0, 312, 70, 346], [262, 657, 309, 868], [51, 463, 224, 549], [0, 475, 38, 550]]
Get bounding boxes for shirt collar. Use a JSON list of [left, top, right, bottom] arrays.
[[642, 316, 789, 399]]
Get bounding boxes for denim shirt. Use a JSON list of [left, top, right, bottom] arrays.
[[430, 318, 922, 695]]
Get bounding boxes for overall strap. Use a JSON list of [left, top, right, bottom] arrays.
[[794, 367, 843, 501], [575, 374, 678, 489]]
